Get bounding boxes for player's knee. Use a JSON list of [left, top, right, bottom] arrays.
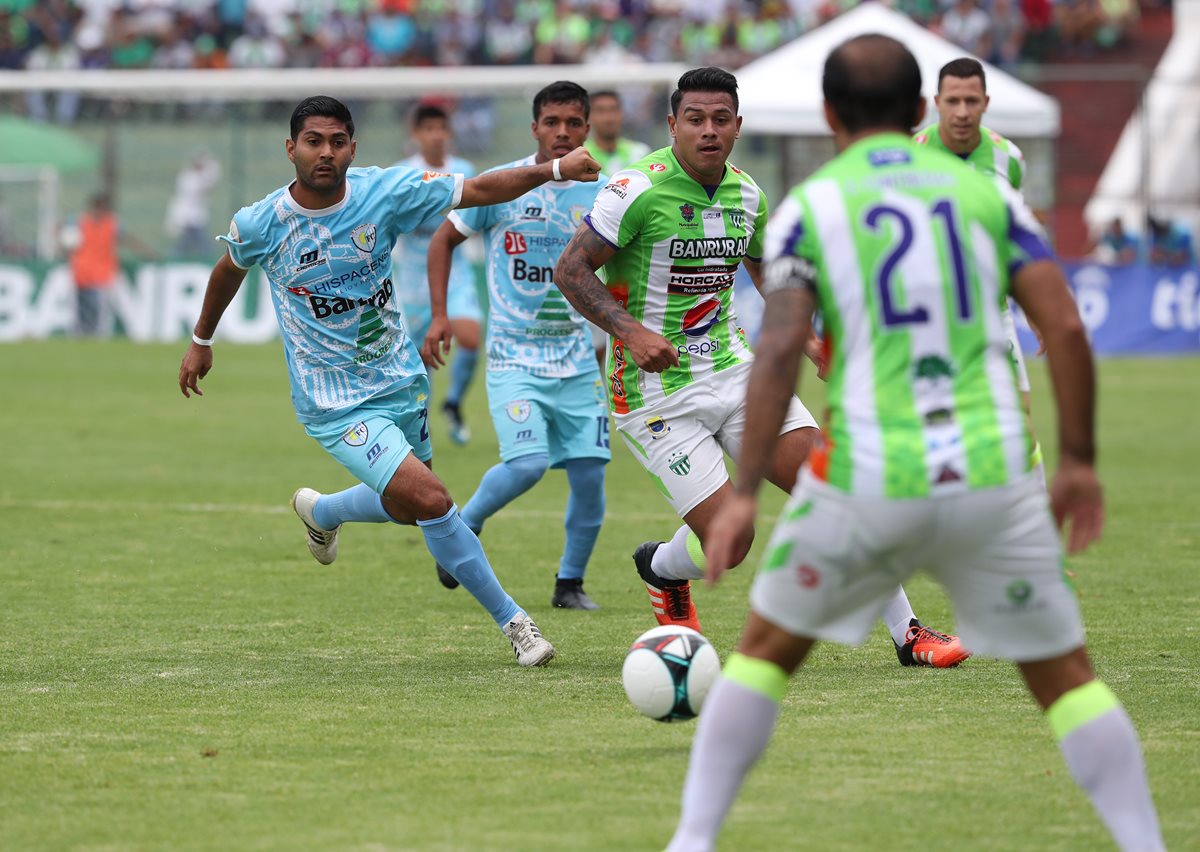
[[414, 488, 455, 521], [507, 453, 548, 490]]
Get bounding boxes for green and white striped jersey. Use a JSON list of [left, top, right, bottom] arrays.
[[763, 133, 1052, 498], [913, 124, 1025, 190], [585, 147, 767, 414]]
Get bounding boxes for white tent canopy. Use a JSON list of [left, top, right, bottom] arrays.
[[737, 2, 1060, 138]]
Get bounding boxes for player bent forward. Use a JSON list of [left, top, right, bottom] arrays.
[[555, 66, 966, 667], [666, 37, 1164, 852], [179, 96, 602, 667]]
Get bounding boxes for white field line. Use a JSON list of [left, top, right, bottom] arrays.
[[0, 496, 692, 524]]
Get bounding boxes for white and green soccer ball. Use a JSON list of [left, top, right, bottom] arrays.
[[622, 625, 720, 722]]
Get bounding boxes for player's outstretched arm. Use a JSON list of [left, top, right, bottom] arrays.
[[178, 251, 248, 398], [1011, 259, 1102, 553], [423, 219, 469, 369], [555, 224, 678, 372], [458, 147, 600, 209]]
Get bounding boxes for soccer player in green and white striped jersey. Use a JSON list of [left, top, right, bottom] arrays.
[[556, 67, 967, 667], [667, 36, 1163, 852], [914, 57, 1045, 477]]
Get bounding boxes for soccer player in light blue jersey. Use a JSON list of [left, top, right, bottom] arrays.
[[424, 82, 610, 610], [392, 103, 482, 445], [178, 96, 603, 667]]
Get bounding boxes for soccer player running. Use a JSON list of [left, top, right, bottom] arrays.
[[177, 96, 602, 667], [392, 103, 483, 445], [424, 82, 611, 610], [666, 37, 1164, 852], [914, 57, 1045, 477], [555, 67, 967, 667]]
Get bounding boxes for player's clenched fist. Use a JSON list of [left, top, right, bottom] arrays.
[[556, 146, 602, 182], [624, 326, 679, 373]]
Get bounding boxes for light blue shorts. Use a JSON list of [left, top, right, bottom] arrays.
[[487, 369, 612, 468], [303, 377, 433, 494], [402, 277, 484, 347]]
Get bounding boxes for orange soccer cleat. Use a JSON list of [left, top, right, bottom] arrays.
[[633, 541, 702, 633], [895, 619, 971, 667]]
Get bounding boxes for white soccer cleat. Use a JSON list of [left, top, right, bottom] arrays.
[[291, 487, 340, 565], [502, 612, 556, 667]]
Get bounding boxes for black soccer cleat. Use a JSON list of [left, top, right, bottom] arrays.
[[442, 401, 470, 445], [551, 577, 600, 610], [435, 562, 460, 590]]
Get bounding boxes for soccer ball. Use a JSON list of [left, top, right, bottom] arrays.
[[622, 625, 720, 722]]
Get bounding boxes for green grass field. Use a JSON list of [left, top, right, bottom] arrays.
[[1, 342, 1197, 851]]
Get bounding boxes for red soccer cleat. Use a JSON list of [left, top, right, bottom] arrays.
[[895, 619, 971, 667]]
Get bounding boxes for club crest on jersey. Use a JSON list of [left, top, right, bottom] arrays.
[[649, 163, 667, 172], [668, 451, 691, 476], [506, 400, 532, 423], [679, 204, 695, 223], [342, 422, 369, 447], [727, 208, 746, 229], [681, 298, 721, 338], [913, 354, 956, 382], [570, 205, 587, 225], [351, 223, 377, 254], [646, 416, 670, 438]]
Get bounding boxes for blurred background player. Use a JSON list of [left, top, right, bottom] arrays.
[[556, 67, 966, 667], [667, 36, 1163, 852], [178, 95, 602, 667], [915, 57, 1044, 481], [425, 82, 610, 610], [393, 103, 483, 445], [584, 90, 652, 175], [165, 151, 221, 260]]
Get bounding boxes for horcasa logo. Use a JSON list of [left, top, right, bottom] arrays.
[[681, 298, 721, 337], [306, 278, 393, 320], [504, 232, 528, 255], [351, 223, 377, 253]]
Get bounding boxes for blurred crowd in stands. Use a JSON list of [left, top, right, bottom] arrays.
[[1, 0, 1149, 97], [1091, 216, 1196, 266]]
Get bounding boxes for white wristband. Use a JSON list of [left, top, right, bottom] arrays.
[[552, 158, 562, 181], [192, 333, 213, 347]]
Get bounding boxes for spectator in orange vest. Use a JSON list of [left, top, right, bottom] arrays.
[[68, 194, 154, 337]]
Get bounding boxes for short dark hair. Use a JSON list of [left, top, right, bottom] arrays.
[[290, 95, 355, 140], [413, 103, 449, 127], [670, 67, 738, 116], [823, 34, 923, 134], [532, 81, 590, 121], [938, 57, 986, 92]]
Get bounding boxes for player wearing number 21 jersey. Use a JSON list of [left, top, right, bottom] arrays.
[[555, 67, 967, 667], [669, 37, 1163, 852]]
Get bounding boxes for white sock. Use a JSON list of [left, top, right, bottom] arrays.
[[667, 677, 781, 852], [881, 586, 917, 645], [651, 524, 704, 581], [1058, 705, 1164, 851]]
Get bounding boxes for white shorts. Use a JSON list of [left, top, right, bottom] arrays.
[[750, 471, 1084, 663], [614, 361, 819, 517], [1002, 306, 1031, 394]]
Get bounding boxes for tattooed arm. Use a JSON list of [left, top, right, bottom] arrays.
[[554, 223, 679, 373]]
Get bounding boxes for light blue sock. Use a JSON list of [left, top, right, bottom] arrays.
[[417, 505, 521, 627], [559, 458, 606, 581], [460, 453, 548, 535], [446, 347, 479, 407], [313, 483, 393, 528]]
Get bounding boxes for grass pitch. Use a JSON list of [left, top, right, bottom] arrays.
[[1, 342, 1196, 851]]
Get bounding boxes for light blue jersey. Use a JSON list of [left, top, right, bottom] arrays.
[[392, 153, 477, 311], [449, 155, 603, 378], [219, 166, 465, 424]]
